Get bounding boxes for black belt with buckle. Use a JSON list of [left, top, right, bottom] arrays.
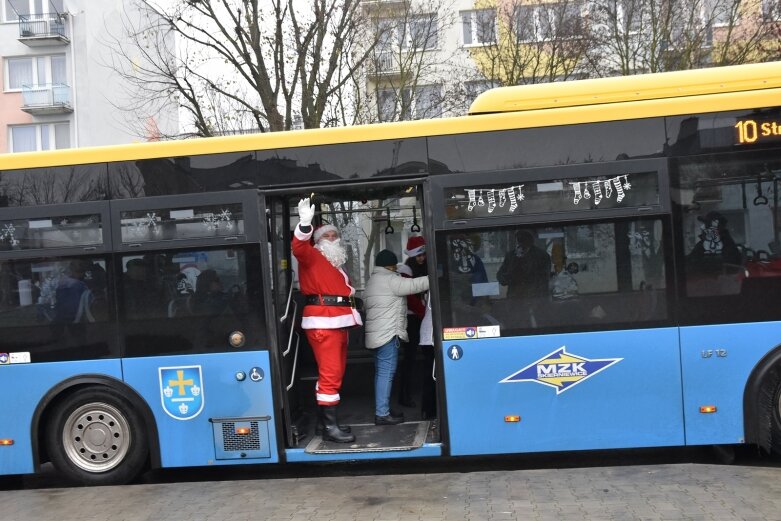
[[305, 294, 358, 308]]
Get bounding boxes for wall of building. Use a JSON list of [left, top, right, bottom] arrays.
[[0, 0, 178, 153]]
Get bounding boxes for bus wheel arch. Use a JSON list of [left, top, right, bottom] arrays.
[[34, 376, 160, 484], [743, 346, 781, 455]]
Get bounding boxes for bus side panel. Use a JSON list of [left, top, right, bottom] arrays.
[[122, 350, 278, 467], [0, 360, 123, 476], [442, 328, 684, 456], [680, 321, 781, 445]]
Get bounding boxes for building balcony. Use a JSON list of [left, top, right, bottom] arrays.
[[369, 52, 401, 77], [18, 13, 69, 46], [21, 84, 73, 115]]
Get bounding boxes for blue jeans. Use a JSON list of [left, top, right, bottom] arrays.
[[374, 336, 399, 416]]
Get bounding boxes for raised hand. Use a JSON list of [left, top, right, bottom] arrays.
[[298, 197, 315, 227]]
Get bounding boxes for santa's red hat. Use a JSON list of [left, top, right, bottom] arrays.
[[313, 224, 339, 243], [405, 235, 426, 257]]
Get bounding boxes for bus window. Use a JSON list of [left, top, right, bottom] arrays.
[[0, 256, 113, 361], [119, 203, 244, 243], [674, 150, 781, 324], [0, 164, 108, 207], [120, 246, 265, 357], [437, 217, 669, 336], [444, 171, 660, 220], [0, 213, 103, 251]]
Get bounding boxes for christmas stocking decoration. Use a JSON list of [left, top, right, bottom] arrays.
[[498, 189, 507, 207], [467, 189, 477, 211], [613, 177, 626, 202], [592, 182, 603, 205], [487, 190, 496, 213], [508, 186, 519, 212], [572, 183, 583, 204]]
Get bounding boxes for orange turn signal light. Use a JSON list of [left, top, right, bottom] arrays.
[[504, 415, 521, 423], [0, 439, 13, 446], [235, 427, 251, 435], [699, 405, 717, 413]]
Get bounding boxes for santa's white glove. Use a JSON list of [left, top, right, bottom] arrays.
[[297, 198, 315, 227]]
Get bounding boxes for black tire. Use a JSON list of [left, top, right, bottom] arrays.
[[46, 387, 149, 485], [764, 364, 781, 456]]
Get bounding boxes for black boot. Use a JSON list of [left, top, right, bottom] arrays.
[[320, 406, 355, 443], [315, 407, 351, 436]]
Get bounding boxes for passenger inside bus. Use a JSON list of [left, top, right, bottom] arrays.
[[284, 189, 437, 449]]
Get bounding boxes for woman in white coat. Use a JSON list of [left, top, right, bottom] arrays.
[[364, 249, 430, 425]]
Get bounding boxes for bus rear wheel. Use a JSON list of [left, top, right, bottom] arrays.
[[46, 387, 148, 485]]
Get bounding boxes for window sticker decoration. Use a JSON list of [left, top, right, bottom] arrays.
[[571, 175, 631, 205], [465, 185, 525, 213], [132, 212, 160, 238], [203, 208, 234, 231], [0, 223, 19, 247]]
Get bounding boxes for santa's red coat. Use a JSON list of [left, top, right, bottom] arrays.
[[292, 225, 362, 329]]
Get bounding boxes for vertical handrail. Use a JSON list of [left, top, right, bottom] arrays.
[[285, 332, 300, 391], [279, 283, 294, 323], [281, 301, 298, 356]]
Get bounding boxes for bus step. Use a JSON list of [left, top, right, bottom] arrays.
[[304, 420, 429, 454]]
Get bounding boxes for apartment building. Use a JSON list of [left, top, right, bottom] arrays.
[[0, 0, 177, 153], [362, 0, 780, 123]]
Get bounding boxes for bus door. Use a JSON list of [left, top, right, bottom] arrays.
[[262, 194, 306, 447], [113, 191, 280, 468], [262, 181, 443, 460], [429, 159, 685, 456]]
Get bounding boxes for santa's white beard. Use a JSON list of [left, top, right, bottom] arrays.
[[316, 238, 347, 268]]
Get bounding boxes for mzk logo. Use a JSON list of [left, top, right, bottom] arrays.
[[500, 346, 622, 394]]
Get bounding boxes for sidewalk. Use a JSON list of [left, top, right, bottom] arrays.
[[3, 460, 781, 521]]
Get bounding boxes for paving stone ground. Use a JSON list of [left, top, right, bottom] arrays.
[[3, 461, 781, 521]]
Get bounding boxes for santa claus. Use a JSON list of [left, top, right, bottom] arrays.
[[292, 197, 361, 443]]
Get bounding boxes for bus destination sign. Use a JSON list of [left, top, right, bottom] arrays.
[[735, 118, 781, 145]]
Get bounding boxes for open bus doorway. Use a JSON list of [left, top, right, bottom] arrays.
[[264, 181, 440, 456]]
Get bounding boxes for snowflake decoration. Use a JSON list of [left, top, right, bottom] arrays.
[[0, 223, 19, 247], [131, 212, 159, 237], [203, 208, 234, 231]]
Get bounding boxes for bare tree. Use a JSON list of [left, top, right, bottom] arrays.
[[106, 0, 383, 137], [358, 0, 462, 123], [586, 0, 781, 76]]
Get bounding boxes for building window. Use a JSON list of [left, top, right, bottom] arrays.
[[10, 122, 70, 153], [617, 0, 643, 34], [706, 0, 738, 26], [378, 85, 442, 122], [4, 0, 63, 22], [408, 14, 438, 50], [462, 9, 496, 45], [515, 2, 583, 42], [5, 54, 66, 91], [377, 14, 438, 51]]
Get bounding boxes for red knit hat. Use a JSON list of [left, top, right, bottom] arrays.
[[313, 224, 339, 243], [405, 235, 426, 256]]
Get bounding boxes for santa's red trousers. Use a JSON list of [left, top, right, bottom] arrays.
[[305, 328, 349, 405]]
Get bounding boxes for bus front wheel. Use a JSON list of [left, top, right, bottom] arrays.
[[46, 387, 149, 485]]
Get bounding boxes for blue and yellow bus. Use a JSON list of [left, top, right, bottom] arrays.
[[2, 62, 781, 485]]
